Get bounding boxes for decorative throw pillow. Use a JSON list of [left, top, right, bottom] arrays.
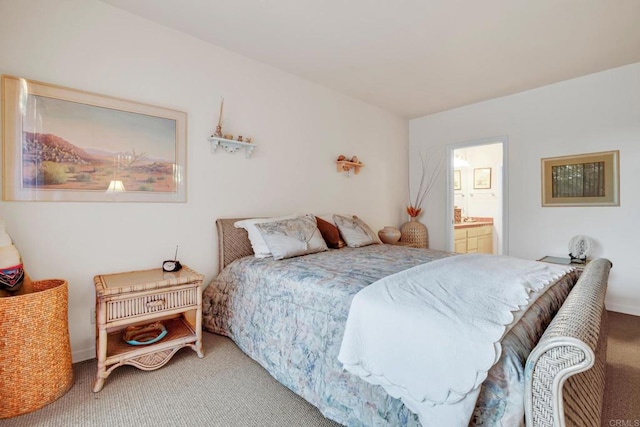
[[333, 215, 380, 248], [254, 215, 328, 260], [316, 216, 345, 249], [234, 214, 300, 258]]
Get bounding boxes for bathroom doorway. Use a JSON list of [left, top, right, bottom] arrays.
[[446, 136, 508, 255]]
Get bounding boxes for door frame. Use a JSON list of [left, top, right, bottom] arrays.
[[445, 135, 509, 255]]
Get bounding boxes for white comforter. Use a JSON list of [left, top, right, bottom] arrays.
[[338, 254, 573, 426]]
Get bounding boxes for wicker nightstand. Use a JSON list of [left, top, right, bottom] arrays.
[[92, 266, 204, 392]]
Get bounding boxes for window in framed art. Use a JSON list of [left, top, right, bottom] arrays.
[[541, 150, 619, 206]]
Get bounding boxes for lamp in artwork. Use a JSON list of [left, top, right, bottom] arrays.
[[106, 180, 126, 193], [106, 153, 126, 194]]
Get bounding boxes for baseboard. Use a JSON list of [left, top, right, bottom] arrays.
[[73, 346, 96, 363], [605, 302, 640, 317]]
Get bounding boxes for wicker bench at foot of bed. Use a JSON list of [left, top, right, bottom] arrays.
[[524, 258, 612, 427]]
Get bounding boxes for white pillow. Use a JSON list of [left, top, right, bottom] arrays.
[[254, 215, 328, 260], [333, 214, 380, 248], [234, 214, 300, 258]]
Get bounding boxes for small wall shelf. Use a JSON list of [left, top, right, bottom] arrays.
[[208, 136, 256, 158], [336, 160, 364, 175]]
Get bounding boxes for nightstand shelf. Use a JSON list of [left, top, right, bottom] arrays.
[[104, 317, 195, 360]]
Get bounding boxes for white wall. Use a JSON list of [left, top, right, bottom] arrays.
[[411, 62, 640, 316], [0, 0, 409, 361]]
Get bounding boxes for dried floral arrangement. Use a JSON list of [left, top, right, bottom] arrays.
[[212, 98, 254, 143], [407, 151, 443, 217], [213, 98, 224, 137]]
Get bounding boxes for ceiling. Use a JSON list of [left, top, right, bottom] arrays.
[[101, 0, 640, 119]]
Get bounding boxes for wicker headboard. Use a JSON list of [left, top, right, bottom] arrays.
[[216, 218, 253, 272]]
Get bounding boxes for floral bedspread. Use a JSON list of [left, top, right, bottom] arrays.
[[202, 245, 576, 426]]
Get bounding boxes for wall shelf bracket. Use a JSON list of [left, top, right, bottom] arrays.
[[208, 136, 256, 158]]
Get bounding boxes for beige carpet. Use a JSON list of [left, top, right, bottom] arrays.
[[2, 333, 339, 427], [3, 311, 639, 427], [601, 311, 640, 427]]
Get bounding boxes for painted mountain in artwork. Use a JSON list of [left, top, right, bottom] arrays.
[[22, 132, 97, 164], [20, 132, 176, 193]]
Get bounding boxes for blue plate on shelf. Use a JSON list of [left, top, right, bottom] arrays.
[[122, 322, 167, 346]]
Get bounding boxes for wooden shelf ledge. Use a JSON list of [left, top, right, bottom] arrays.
[[336, 160, 364, 174], [208, 136, 256, 158]]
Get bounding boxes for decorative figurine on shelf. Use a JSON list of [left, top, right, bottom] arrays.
[[237, 135, 243, 142], [0, 218, 24, 293], [245, 137, 252, 144], [213, 97, 224, 137]]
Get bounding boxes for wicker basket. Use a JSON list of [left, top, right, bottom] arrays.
[[400, 217, 429, 248], [0, 277, 73, 418]]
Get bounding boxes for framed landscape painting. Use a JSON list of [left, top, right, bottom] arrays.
[[473, 167, 491, 189], [1, 75, 187, 202], [541, 150, 619, 207], [453, 169, 461, 191]]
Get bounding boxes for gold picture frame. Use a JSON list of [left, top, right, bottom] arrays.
[[541, 150, 619, 207], [1, 75, 187, 202], [473, 167, 491, 189]]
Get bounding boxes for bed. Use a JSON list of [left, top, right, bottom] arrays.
[[202, 217, 612, 426]]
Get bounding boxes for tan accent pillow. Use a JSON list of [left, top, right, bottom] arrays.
[[316, 216, 345, 249], [333, 215, 380, 248]]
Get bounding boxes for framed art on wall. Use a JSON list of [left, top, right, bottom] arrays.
[[473, 167, 491, 189], [453, 169, 461, 191], [541, 150, 619, 207], [1, 75, 187, 202]]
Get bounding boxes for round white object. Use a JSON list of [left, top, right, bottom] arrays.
[[568, 235, 592, 259]]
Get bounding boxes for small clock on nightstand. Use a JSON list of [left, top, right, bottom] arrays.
[[162, 246, 183, 272], [162, 260, 182, 272]]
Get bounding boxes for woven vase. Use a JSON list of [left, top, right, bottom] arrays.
[[0, 277, 73, 418], [400, 217, 428, 248]]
